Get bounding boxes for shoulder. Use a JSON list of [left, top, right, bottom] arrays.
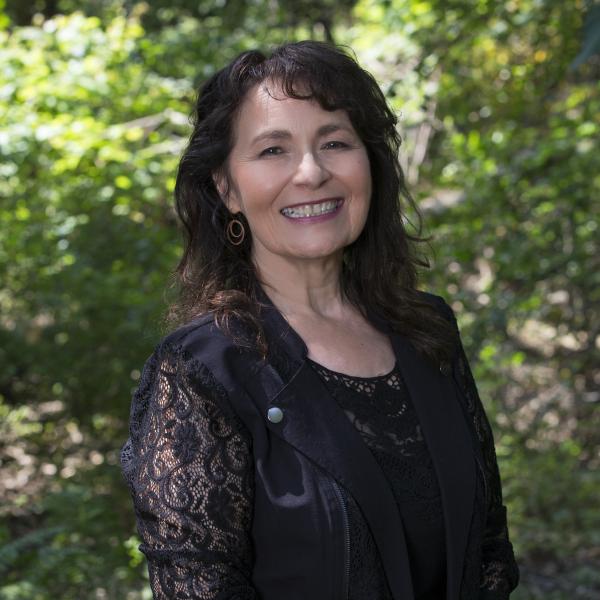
[[129, 313, 253, 437], [159, 312, 218, 348], [132, 313, 241, 412], [154, 312, 241, 363], [415, 290, 456, 323], [149, 312, 261, 401]]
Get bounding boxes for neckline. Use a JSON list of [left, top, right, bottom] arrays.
[[306, 357, 398, 381], [255, 281, 395, 364]]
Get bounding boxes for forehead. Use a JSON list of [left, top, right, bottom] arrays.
[[233, 80, 353, 142]]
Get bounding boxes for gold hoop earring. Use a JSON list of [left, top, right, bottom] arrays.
[[226, 217, 246, 246]]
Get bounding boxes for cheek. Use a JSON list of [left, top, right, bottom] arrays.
[[346, 154, 372, 200], [346, 155, 372, 228], [235, 166, 287, 212], [360, 156, 373, 193]]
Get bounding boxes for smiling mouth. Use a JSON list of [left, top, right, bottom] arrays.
[[280, 199, 343, 218]]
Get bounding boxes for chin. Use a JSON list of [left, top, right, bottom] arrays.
[[288, 245, 345, 260]]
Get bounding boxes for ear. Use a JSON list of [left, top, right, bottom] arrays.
[[212, 169, 242, 213]]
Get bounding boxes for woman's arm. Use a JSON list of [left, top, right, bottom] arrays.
[[439, 299, 520, 599], [121, 341, 257, 600], [454, 339, 520, 598]]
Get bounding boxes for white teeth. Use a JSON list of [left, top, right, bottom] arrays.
[[281, 200, 340, 218]]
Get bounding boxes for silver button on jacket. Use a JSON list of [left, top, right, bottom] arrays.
[[267, 406, 284, 423]]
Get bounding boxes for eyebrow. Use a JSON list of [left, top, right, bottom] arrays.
[[249, 123, 355, 146]]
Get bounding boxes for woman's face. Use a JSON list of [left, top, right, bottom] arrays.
[[221, 81, 372, 269]]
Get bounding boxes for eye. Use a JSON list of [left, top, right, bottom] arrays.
[[259, 146, 284, 157], [322, 140, 350, 150]]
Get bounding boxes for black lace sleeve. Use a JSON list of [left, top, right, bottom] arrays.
[[121, 341, 257, 600], [441, 301, 520, 599]]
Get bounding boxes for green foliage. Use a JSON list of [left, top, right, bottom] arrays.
[[1, 1, 598, 598], [0, 12, 185, 422]]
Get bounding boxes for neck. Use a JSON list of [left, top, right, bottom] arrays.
[[253, 248, 349, 320]]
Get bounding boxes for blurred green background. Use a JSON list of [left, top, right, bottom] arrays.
[[1, 0, 599, 598]]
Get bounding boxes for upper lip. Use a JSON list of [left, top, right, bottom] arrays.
[[281, 197, 343, 210]]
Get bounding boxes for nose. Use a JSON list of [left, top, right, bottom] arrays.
[[292, 152, 330, 188]]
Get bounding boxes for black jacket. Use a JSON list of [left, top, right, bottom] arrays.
[[122, 290, 519, 600]]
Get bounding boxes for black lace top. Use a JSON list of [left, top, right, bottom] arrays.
[[122, 319, 519, 599], [306, 358, 446, 600]]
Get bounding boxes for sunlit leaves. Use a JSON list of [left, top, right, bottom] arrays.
[[0, 12, 189, 421]]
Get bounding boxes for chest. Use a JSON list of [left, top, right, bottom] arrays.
[[286, 313, 396, 377], [233, 348, 478, 600]]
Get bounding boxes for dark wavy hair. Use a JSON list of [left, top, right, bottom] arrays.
[[171, 40, 455, 364]]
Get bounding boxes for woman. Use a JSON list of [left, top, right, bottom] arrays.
[[122, 41, 519, 599]]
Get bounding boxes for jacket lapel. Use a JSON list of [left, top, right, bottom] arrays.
[[387, 330, 476, 600]]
